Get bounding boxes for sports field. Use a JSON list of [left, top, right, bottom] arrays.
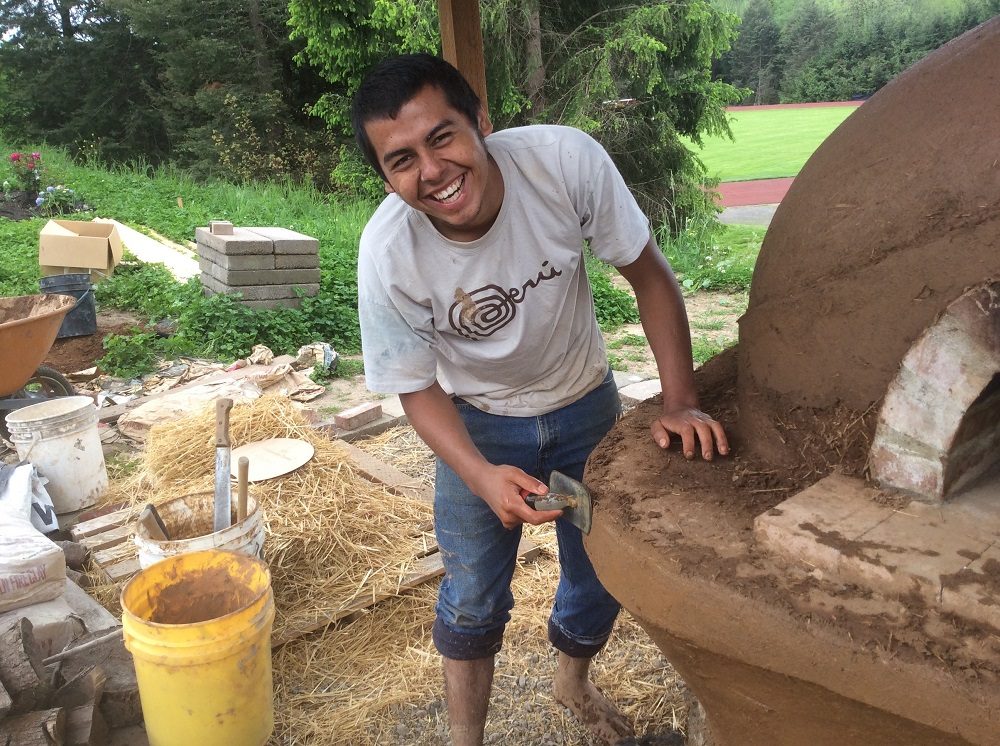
[[688, 103, 861, 182]]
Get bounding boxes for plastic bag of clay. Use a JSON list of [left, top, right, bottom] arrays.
[[293, 342, 338, 373], [0, 463, 59, 534], [0, 470, 66, 613]]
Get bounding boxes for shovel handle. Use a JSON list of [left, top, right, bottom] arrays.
[[216, 398, 233, 447]]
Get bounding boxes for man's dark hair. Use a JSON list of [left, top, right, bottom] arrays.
[[351, 53, 482, 181]]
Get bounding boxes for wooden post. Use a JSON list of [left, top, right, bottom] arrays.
[[437, 0, 489, 113]]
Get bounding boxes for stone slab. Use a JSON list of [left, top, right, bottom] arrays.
[[216, 266, 321, 287], [195, 226, 273, 255], [619, 379, 662, 407], [755, 472, 1000, 629], [274, 253, 320, 269], [940, 544, 1000, 629], [247, 226, 319, 255], [203, 280, 319, 301], [853, 510, 992, 596], [199, 246, 275, 271], [0, 579, 120, 658]]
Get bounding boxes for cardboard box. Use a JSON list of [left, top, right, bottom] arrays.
[[39, 220, 124, 281]]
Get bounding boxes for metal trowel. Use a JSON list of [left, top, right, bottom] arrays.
[[525, 470, 593, 534]]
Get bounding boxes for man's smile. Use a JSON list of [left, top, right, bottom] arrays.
[[429, 174, 465, 204]]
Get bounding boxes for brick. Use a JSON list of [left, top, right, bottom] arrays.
[[199, 246, 275, 271], [879, 367, 968, 452], [903, 326, 994, 411], [334, 402, 383, 430], [946, 282, 1000, 354], [195, 226, 273, 255], [209, 220, 234, 235], [868, 441, 944, 499], [223, 268, 321, 286], [247, 227, 319, 255], [274, 253, 320, 269]]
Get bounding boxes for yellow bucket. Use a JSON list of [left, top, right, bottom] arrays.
[[121, 549, 275, 746]]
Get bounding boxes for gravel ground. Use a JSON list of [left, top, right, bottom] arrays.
[[357, 429, 693, 746], [380, 595, 691, 745]]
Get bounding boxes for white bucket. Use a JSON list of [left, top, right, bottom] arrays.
[[133, 491, 265, 570], [5, 396, 107, 514]]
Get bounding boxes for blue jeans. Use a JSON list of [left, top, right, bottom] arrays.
[[432, 369, 621, 661]]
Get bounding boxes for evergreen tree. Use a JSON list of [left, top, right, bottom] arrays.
[[718, 0, 782, 104], [289, 0, 747, 229], [0, 1, 166, 163]]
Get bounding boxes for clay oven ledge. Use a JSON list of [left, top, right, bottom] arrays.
[[585, 17, 1000, 746]]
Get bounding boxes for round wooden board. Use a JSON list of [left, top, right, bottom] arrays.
[[230, 438, 315, 482]]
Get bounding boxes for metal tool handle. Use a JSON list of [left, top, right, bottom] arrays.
[[216, 398, 233, 447]]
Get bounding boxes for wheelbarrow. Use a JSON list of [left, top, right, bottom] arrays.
[[0, 293, 79, 439]]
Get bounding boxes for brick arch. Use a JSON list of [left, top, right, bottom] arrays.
[[869, 281, 1000, 502]]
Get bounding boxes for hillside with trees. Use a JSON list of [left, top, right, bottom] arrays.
[[0, 1, 995, 223], [714, 0, 1000, 103]]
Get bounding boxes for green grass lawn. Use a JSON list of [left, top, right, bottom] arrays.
[[687, 105, 859, 182]]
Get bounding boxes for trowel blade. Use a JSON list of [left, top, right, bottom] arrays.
[[549, 470, 593, 535]]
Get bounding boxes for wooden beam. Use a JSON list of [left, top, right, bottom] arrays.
[[437, 0, 488, 112]]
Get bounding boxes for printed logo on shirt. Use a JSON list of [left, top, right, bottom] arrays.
[[449, 261, 562, 340]]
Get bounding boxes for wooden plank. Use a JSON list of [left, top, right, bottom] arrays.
[[103, 559, 140, 584], [91, 542, 137, 574], [437, 0, 488, 111], [272, 536, 539, 648], [69, 509, 131, 542], [79, 523, 134, 553], [334, 438, 434, 505]]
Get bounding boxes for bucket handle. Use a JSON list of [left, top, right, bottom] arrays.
[[71, 287, 94, 310], [17, 432, 41, 465]]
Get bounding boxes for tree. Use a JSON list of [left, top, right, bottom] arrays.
[[110, 0, 337, 182], [288, 0, 746, 229], [0, 1, 166, 163], [718, 0, 781, 104]]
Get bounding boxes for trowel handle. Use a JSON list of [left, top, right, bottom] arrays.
[[525, 495, 575, 512], [216, 398, 233, 447]]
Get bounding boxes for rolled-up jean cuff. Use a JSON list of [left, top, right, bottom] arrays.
[[548, 618, 609, 659], [433, 618, 505, 660]]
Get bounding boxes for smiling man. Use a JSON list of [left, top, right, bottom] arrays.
[[352, 53, 727, 745]]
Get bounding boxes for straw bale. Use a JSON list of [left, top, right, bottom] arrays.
[[99, 395, 433, 642]]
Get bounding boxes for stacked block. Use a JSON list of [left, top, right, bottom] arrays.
[[196, 226, 321, 309]]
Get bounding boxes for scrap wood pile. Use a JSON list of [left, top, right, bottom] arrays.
[[0, 618, 131, 746]]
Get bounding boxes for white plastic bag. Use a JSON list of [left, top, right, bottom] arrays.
[[0, 463, 59, 533], [0, 465, 66, 613]]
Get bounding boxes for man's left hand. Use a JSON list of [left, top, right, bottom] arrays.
[[651, 408, 729, 460]]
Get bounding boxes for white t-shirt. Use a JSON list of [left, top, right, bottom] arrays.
[[357, 124, 649, 416]]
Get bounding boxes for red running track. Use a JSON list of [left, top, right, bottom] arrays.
[[716, 177, 794, 208]]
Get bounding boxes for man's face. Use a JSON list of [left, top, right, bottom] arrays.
[[364, 85, 503, 242]]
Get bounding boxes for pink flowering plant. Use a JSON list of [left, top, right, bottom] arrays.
[[7, 151, 43, 196]]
